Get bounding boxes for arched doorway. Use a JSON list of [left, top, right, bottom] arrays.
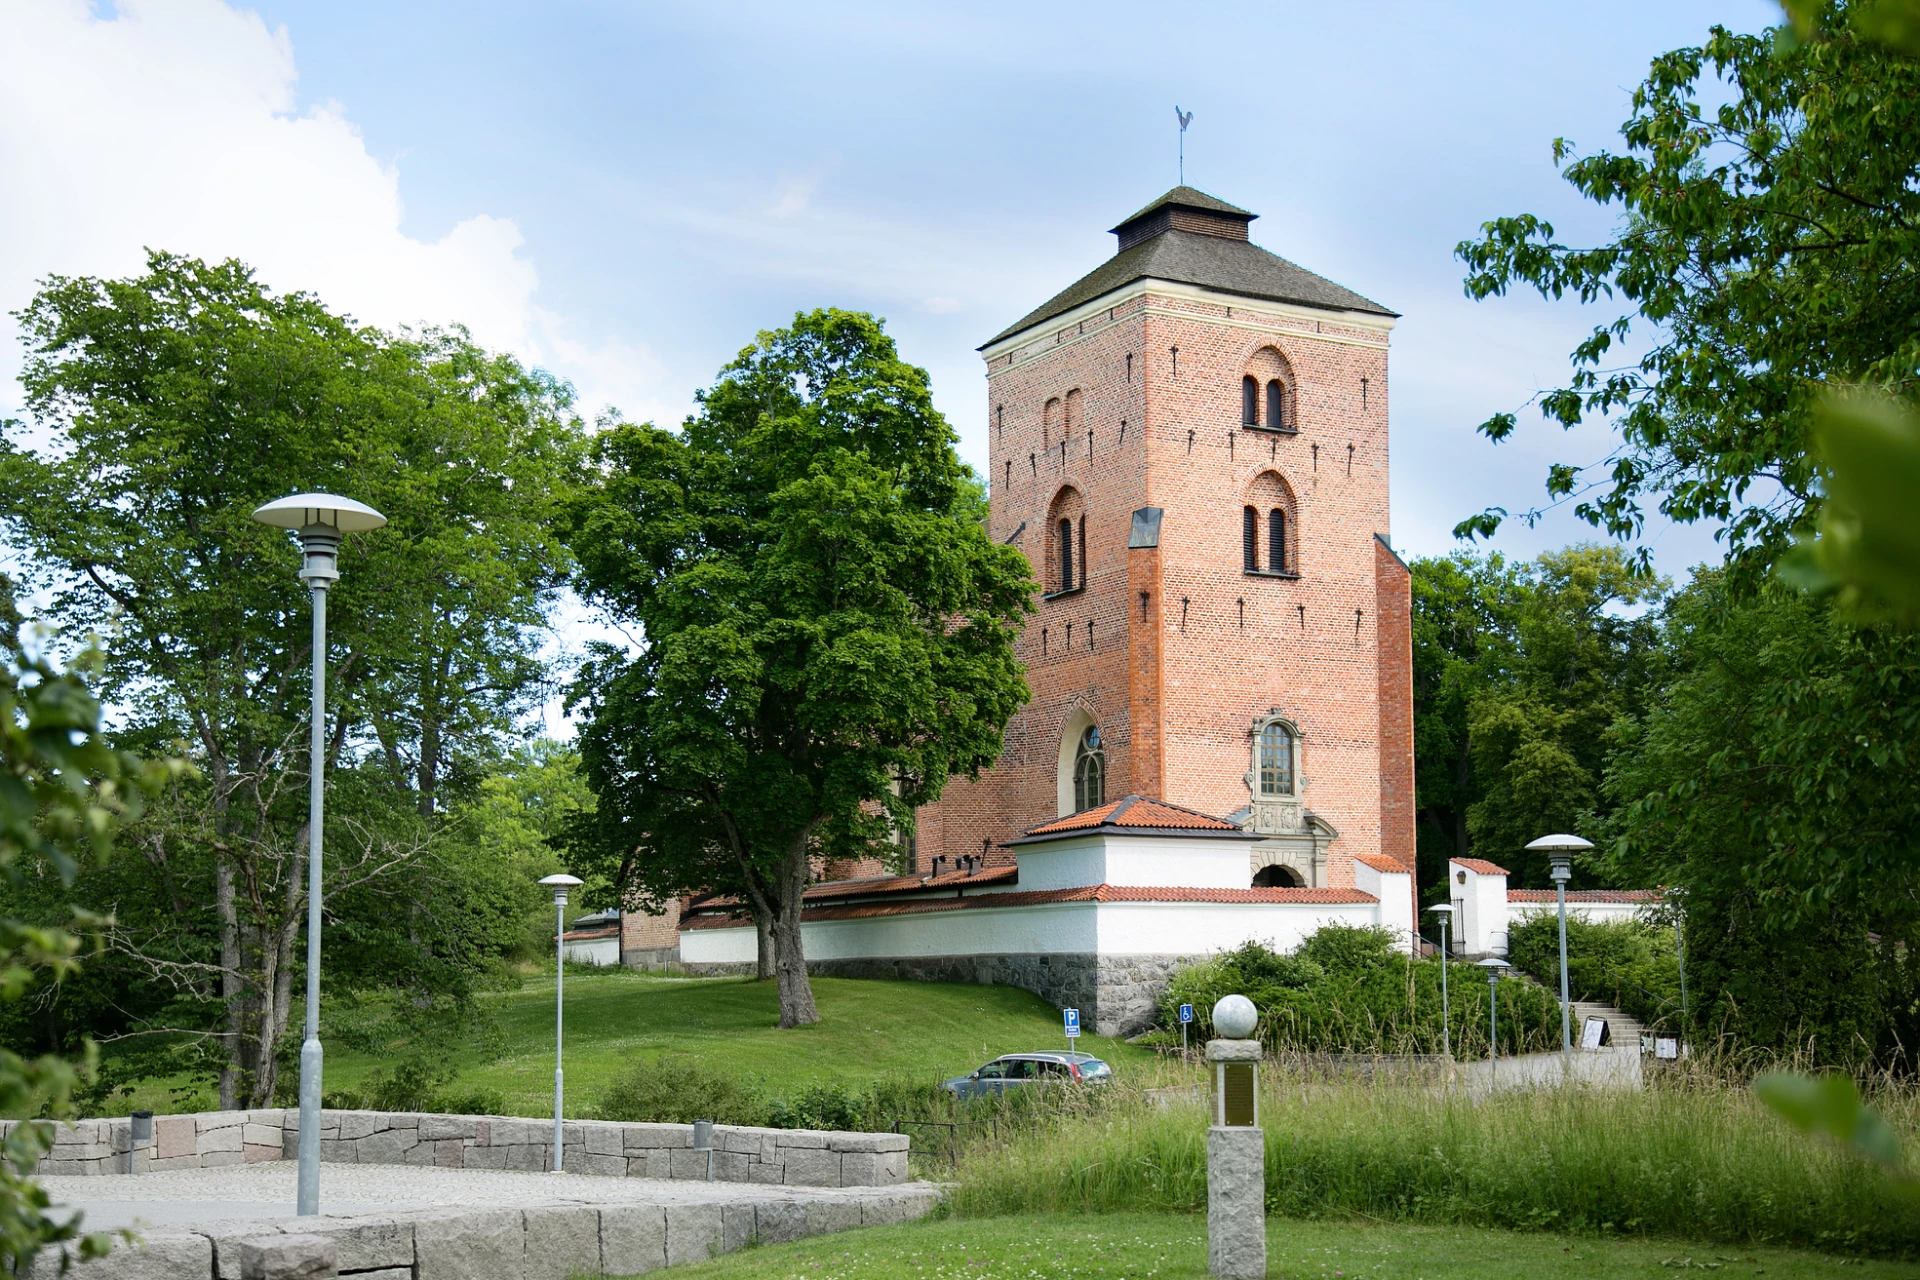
[[1253, 864, 1304, 888]]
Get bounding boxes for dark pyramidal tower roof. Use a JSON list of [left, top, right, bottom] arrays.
[[984, 186, 1396, 347]]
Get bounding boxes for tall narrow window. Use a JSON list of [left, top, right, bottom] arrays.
[[1077, 517, 1087, 590], [1241, 376, 1259, 426], [1258, 722, 1296, 796], [1242, 506, 1259, 572], [1267, 380, 1285, 431], [1269, 508, 1287, 573], [1074, 726, 1105, 812], [1058, 518, 1074, 592]]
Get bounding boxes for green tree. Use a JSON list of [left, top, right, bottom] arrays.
[[1602, 574, 1920, 1062], [1412, 546, 1663, 890], [567, 309, 1033, 1027], [1453, 5, 1920, 580], [0, 575, 174, 1269], [0, 252, 585, 1106]]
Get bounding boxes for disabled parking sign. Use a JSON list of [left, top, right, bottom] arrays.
[[1178, 1003, 1194, 1024]]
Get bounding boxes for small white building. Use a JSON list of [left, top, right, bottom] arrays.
[[1443, 857, 1664, 957], [681, 796, 1415, 1035]]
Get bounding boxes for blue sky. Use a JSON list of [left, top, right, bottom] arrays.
[[2, 0, 1781, 610]]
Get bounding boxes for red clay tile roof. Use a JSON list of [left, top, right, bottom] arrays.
[[686, 864, 1019, 913], [560, 927, 619, 941], [1352, 852, 1411, 873], [1450, 858, 1510, 876], [681, 883, 1377, 929], [1022, 795, 1246, 837], [1507, 889, 1665, 904]]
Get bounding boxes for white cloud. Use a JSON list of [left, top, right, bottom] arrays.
[[0, 0, 665, 423], [767, 173, 822, 219]]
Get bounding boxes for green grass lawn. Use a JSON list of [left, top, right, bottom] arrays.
[[658, 1214, 1919, 1280], [116, 971, 1157, 1116]]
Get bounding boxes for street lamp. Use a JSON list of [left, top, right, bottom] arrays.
[[1477, 957, 1510, 1080], [1525, 833, 1594, 1071], [1425, 904, 1454, 1060], [539, 873, 584, 1173], [250, 494, 387, 1217]]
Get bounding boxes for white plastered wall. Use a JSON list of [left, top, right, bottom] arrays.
[[1508, 899, 1650, 927], [561, 937, 620, 966], [1014, 833, 1261, 893], [1449, 860, 1511, 956], [1352, 861, 1415, 953]]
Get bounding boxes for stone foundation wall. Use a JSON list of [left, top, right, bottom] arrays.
[[26, 1187, 941, 1280], [620, 945, 681, 970], [1, 1111, 908, 1188]]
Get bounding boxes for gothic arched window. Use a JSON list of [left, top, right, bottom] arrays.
[[1258, 721, 1296, 797], [1242, 506, 1259, 572], [1266, 380, 1286, 431], [1241, 376, 1259, 426], [1073, 725, 1105, 812], [1268, 508, 1287, 573]]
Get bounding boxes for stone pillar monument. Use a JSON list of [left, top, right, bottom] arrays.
[[1205, 994, 1265, 1279]]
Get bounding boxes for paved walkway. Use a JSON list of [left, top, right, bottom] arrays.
[[42, 1161, 916, 1232]]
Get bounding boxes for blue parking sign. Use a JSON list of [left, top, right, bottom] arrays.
[[1178, 1003, 1194, 1025], [1063, 1008, 1080, 1039]]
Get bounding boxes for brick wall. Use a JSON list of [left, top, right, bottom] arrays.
[[918, 281, 1398, 890]]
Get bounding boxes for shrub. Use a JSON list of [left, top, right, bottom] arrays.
[[1154, 928, 1560, 1055], [1507, 914, 1683, 1029], [590, 1055, 769, 1126]]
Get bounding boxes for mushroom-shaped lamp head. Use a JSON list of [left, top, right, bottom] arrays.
[[1424, 903, 1454, 916], [252, 493, 387, 587], [539, 872, 584, 906], [1212, 994, 1258, 1040], [1525, 833, 1593, 884]]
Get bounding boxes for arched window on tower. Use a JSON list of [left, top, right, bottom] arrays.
[[1266, 380, 1286, 431], [1242, 506, 1259, 572], [1058, 517, 1075, 593], [1073, 725, 1105, 812], [1242, 471, 1297, 577], [1241, 376, 1259, 426], [1268, 508, 1287, 573]]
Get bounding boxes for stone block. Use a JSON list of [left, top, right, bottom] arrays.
[[503, 1143, 547, 1172], [720, 1204, 755, 1254], [197, 1126, 244, 1155], [154, 1115, 196, 1160], [1204, 1039, 1263, 1063], [402, 1141, 438, 1166], [199, 1150, 244, 1168], [353, 1131, 413, 1165], [197, 1219, 293, 1280], [237, 1233, 337, 1280], [319, 1140, 357, 1163], [487, 1119, 540, 1146], [839, 1151, 905, 1186], [463, 1143, 507, 1169], [752, 1200, 808, 1246], [667, 1149, 711, 1180], [598, 1205, 665, 1276], [419, 1115, 476, 1142], [289, 1216, 413, 1272], [243, 1145, 281, 1164], [1206, 1126, 1266, 1280], [773, 1130, 827, 1149], [414, 1209, 523, 1280], [521, 1206, 600, 1280], [570, 1152, 626, 1178], [717, 1130, 763, 1155], [824, 1132, 907, 1153], [242, 1124, 282, 1148], [625, 1156, 649, 1177], [805, 1198, 863, 1238], [781, 1147, 842, 1187], [69, 1231, 212, 1280], [334, 1112, 381, 1141], [620, 1124, 684, 1152], [858, 1191, 926, 1227], [244, 1109, 287, 1127], [197, 1110, 251, 1133], [747, 1162, 785, 1185], [580, 1123, 621, 1157], [434, 1140, 464, 1168], [662, 1204, 722, 1268], [386, 1113, 419, 1129]]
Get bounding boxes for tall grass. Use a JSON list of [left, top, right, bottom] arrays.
[[948, 1065, 1920, 1257]]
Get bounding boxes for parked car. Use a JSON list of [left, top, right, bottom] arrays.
[[941, 1052, 1113, 1099]]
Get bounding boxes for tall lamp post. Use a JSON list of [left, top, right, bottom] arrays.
[[1525, 833, 1594, 1070], [1477, 957, 1510, 1080], [1425, 904, 1454, 1060], [250, 494, 387, 1217], [539, 873, 583, 1173]]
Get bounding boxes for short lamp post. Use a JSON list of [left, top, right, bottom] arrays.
[[1425, 904, 1454, 1060], [1477, 957, 1510, 1079], [1525, 833, 1594, 1070], [539, 873, 583, 1173], [251, 493, 387, 1218]]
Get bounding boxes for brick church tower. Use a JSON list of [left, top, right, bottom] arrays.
[[914, 187, 1415, 890]]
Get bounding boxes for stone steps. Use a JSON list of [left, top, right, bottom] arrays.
[[1569, 999, 1642, 1050]]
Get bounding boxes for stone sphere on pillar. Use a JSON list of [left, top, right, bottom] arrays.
[[1212, 994, 1258, 1040]]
